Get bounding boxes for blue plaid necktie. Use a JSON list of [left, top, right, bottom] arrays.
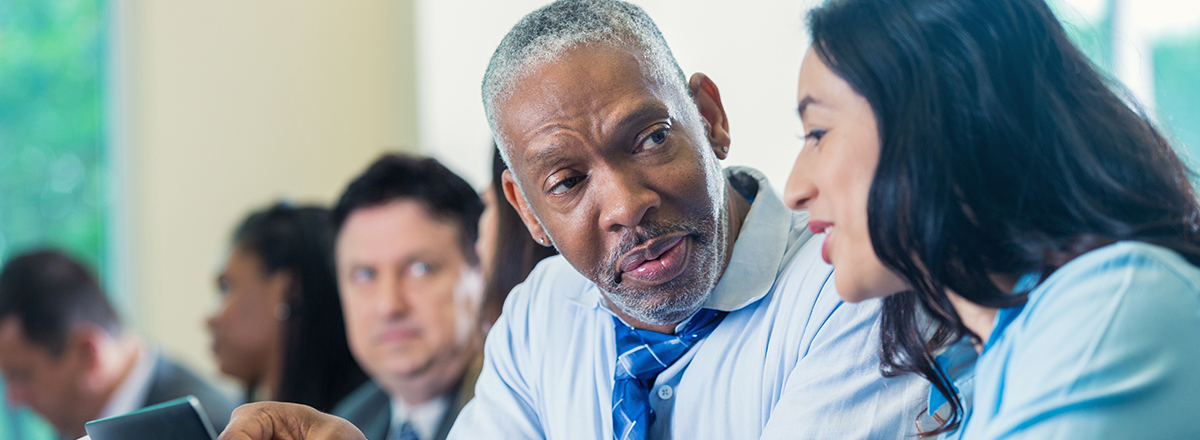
[[611, 308, 727, 440]]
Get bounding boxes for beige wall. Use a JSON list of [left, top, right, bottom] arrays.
[[416, 0, 816, 190], [118, 0, 417, 385]]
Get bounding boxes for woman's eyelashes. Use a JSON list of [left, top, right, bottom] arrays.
[[805, 128, 827, 143]]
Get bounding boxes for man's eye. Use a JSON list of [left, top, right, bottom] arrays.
[[409, 262, 431, 277], [352, 267, 376, 283], [638, 127, 669, 152], [549, 175, 584, 195]]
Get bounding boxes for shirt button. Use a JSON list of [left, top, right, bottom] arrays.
[[656, 385, 673, 400]]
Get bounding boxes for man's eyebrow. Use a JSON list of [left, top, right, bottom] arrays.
[[614, 101, 671, 132], [521, 102, 669, 175], [525, 142, 572, 175]]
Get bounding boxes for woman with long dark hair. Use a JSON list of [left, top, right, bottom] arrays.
[[477, 146, 558, 331], [785, 0, 1200, 437], [207, 203, 368, 412]]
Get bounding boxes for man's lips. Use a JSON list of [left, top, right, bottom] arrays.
[[377, 325, 421, 343], [617, 234, 689, 285]]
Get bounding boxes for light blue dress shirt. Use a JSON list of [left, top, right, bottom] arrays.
[[448, 167, 927, 440], [936, 241, 1200, 439]]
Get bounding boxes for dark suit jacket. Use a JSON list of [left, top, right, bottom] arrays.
[[333, 356, 482, 440], [142, 354, 239, 431]]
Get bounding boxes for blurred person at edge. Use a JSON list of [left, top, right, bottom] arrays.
[[321, 154, 487, 440], [207, 203, 368, 412], [785, 0, 1200, 438], [477, 146, 558, 332], [0, 249, 238, 439]]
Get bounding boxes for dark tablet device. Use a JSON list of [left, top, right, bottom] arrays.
[[84, 395, 219, 440]]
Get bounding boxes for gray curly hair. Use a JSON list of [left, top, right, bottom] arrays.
[[481, 0, 691, 165]]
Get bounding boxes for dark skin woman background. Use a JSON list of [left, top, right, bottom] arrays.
[[207, 203, 368, 412]]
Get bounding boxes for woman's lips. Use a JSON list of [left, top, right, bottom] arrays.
[[619, 235, 689, 285], [821, 232, 832, 265], [808, 220, 834, 265]]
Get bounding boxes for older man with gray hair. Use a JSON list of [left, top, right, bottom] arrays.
[[220, 1, 928, 439]]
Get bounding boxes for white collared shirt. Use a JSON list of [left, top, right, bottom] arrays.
[[390, 393, 451, 440], [97, 345, 157, 420], [448, 167, 928, 440]]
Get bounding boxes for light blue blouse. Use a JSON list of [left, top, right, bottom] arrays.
[[937, 241, 1200, 439]]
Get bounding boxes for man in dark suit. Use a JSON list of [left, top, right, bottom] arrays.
[[332, 357, 481, 440], [0, 249, 238, 440], [327, 154, 487, 440]]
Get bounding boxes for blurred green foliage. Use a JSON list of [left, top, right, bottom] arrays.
[[0, 0, 107, 268], [1154, 34, 1200, 171], [1052, 0, 1115, 73], [0, 0, 106, 438], [1051, 0, 1200, 175]]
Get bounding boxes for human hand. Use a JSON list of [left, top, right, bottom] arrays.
[[218, 402, 366, 440]]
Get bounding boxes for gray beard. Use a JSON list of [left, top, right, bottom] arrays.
[[603, 277, 711, 326], [598, 206, 731, 327]]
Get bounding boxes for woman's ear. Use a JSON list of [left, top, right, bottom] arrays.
[[689, 72, 731, 159], [266, 269, 295, 304], [502, 170, 551, 246]]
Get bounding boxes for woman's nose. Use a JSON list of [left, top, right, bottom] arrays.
[[784, 153, 817, 210]]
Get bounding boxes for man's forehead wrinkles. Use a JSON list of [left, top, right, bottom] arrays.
[[519, 97, 668, 172], [524, 140, 577, 173]]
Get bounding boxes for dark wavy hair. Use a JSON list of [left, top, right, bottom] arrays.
[[807, 0, 1200, 434], [331, 153, 484, 266], [481, 146, 558, 327], [0, 249, 120, 356], [232, 203, 367, 412]]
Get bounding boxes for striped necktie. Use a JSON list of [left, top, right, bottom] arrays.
[[388, 420, 419, 440], [611, 308, 728, 440]]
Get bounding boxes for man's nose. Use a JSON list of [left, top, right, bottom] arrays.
[[784, 153, 817, 210], [379, 276, 410, 317], [598, 169, 660, 231]]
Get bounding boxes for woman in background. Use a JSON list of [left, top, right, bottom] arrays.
[[207, 203, 368, 412], [784, 0, 1200, 438], [477, 146, 558, 331]]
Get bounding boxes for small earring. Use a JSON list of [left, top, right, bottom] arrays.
[[721, 146, 729, 155], [538, 237, 546, 245], [274, 303, 291, 321]]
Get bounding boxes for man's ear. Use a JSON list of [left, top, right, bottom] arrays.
[[502, 169, 552, 247], [67, 324, 107, 386], [689, 72, 732, 159]]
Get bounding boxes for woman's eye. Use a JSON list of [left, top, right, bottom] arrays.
[[805, 129, 827, 143], [549, 175, 584, 195]]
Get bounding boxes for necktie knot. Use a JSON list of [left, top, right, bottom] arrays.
[[611, 308, 727, 440], [389, 420, 419, 440]]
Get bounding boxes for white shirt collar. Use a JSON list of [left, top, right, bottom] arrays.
[[566, 166, 791, 314], [389, 394, 452, 440], [97, 345, 157, 420]]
